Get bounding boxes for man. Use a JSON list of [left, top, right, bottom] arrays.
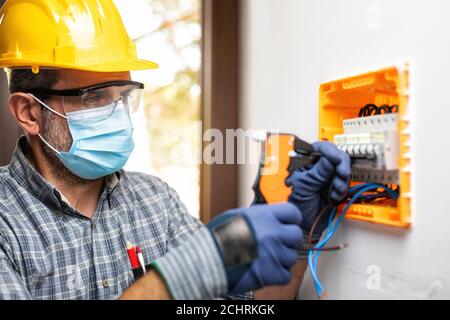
[[0, 0, 350, 300]]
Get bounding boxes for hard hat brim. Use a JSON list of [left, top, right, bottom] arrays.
[[0, 58, 159, 73], [118, 58, 160, 71]]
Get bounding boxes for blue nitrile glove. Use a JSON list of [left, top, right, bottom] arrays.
[[286, 142, 351, 242], [209, 203, 303, 295], [152, 203, 303, 299]]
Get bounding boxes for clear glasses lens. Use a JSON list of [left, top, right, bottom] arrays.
[[62, 84, 143, 119]]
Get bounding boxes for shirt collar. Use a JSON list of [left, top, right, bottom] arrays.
[[8, 136, 121, 211]]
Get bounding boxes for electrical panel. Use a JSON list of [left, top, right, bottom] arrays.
[[334, 113, 399, 184], [319, 64, 412, 228]]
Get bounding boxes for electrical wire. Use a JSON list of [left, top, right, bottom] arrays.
[[358, 104, 399, 117], [300, 205, 346, 252], [307, 183, 399, 298], [301, 186, 348, 252]]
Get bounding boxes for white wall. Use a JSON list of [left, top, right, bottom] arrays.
[[239, 0, 450, 299]]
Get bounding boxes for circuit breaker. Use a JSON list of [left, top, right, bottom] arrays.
[[319, 64, 412, 228], [334, 113, 399, 184]]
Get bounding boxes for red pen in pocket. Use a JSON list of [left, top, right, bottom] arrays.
[[126, 241, 142, 280]]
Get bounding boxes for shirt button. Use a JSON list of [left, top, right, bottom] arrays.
[[102, 279, 110, 288]]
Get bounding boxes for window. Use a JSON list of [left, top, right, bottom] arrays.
[[115, 0, 202, 218]]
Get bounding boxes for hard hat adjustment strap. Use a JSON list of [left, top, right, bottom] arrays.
[[31, 66, 40, 74]]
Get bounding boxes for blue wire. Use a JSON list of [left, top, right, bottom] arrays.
[[308, 183, 398, 297], [310, 184, 384, 295], [308, 209, 334, 294], [310, 183, 399, 296]]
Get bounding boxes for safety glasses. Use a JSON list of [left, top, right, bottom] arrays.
[[28, 81, 144, 120]]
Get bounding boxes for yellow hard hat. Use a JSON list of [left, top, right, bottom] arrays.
[[0, 0, 159, 73]]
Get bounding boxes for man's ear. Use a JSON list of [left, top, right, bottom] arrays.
[[8, 93, 43, 136]]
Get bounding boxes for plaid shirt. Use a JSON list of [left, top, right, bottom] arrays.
[[0, 137, 252, 300]]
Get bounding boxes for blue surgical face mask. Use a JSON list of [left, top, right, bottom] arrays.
[[30, 94, 135, 180]]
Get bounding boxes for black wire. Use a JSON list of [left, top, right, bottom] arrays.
[[345, 186, 399, 204], [378, 105, 390, 114], [390, 105, 399, 113], [358, 104, 399, 117], [359, 104, 377, 117]]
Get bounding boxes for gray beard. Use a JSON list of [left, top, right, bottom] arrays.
[[39, 108, 92, 186]]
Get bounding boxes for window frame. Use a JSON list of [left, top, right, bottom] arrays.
[[200, 0, 240, 222]]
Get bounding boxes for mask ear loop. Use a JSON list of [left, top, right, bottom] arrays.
[[28, 93, 68, 119], [37, 132, 60, 154], [28, 93, 67, 154]]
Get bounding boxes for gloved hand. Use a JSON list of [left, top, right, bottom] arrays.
[[152, 203, 303, 299], [286, 142, 351, 242], [214, 203, 303, 294]]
